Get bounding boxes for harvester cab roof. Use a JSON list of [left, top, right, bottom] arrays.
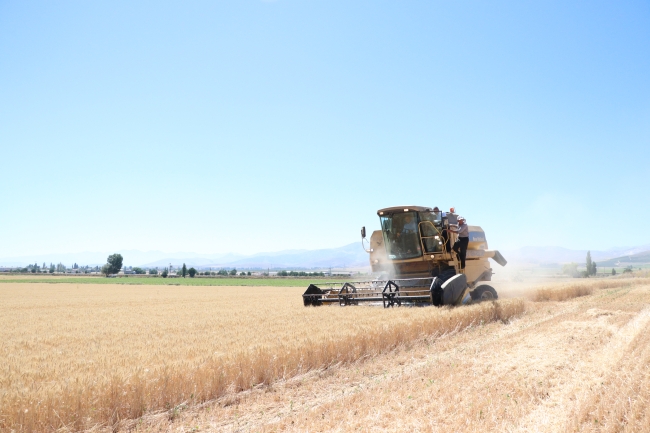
[[377, 206, 435, 215]]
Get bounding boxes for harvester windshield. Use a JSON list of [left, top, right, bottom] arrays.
[[380, 211, 422, 260]]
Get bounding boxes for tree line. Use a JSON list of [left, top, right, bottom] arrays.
[[561, 251, 639, 277], [17, 262, 100, 274], [10, 253, 330, 278], [277, 271, 325, 277]]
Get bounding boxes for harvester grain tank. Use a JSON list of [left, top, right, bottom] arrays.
[[302, 206, 507, 307]]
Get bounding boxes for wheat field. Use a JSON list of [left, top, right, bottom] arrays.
[[0, 282, 526, 432], [135, 277, 650, 433], [3, 277, 648, 432]]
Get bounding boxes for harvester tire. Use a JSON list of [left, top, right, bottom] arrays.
[[471, 285, 498, 301]]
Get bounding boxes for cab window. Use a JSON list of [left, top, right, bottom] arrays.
[[379, 212, 422, 260]]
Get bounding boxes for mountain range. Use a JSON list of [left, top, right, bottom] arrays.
[[503, 244, 650, 266], [0, 243, 369, 269], [2, 243, 649, 269], [594, 250, 650, 268]]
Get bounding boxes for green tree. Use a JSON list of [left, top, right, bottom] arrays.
[[591, 261, 597, 276], [229, 268, 237, 276], [49, 263, 55, 274], [612, 268, 616, 276], [105, 254, 123, 275], [585, 252, 593, 278], [188, 267, 197, 278], [132, 267, 146, 274], [182, 263, 187, 278], [562, 263, 578, 277], [149, 268, 158, 275], [161, 269, 168, 278]]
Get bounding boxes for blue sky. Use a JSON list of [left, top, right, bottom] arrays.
[[1, 1, 649, 258]]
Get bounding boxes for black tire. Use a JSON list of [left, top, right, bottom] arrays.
[[470, 285, 498, 301]]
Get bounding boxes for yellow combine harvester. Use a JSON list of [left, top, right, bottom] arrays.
[[303, 206, 507, 308]]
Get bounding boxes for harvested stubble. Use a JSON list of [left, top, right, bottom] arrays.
[[567, 308, 650, 432], [532, 277, 650, 302], [250, 283, 650, 433], [0, 283, 525, 432]]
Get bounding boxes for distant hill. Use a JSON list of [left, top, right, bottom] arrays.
[[504, 245, 650, 266], [0, 250, 247, 268], [3, 242, 650, 270], [595, 250, 650, 267], [142, 243, 368, 269], [0, 244, 368, 269]]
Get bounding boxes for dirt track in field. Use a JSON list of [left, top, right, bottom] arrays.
[[133, 282, 650, 432]]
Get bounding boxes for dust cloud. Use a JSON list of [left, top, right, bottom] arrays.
[[489, 261, 572, 299]]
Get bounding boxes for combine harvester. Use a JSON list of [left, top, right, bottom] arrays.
[[303, 206, 507, 308]]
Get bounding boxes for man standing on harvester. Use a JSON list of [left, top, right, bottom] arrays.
[[450, 216, 469, 269]]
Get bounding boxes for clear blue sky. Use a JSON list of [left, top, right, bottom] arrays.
[[1, 1, 649, 257]]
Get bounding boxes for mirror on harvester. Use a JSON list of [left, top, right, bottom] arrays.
[[361, 226, 366, 239]]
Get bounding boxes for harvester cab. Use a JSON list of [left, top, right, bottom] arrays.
[[303, 206, 508, 308]]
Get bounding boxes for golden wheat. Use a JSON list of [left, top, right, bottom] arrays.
[[534, 284, 594, 301], [0, 282, 527, 432], [532, 277, 650, 302]]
